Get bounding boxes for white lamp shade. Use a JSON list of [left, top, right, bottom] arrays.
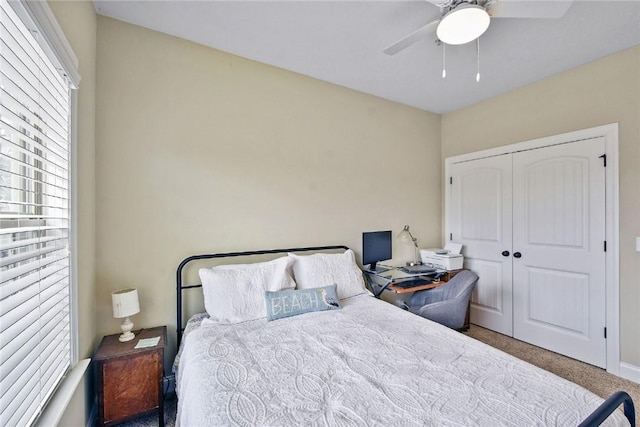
[[397, 229, 413, 244], [397, 225, 417, 246], [112, 288, 140, 318], [397, 225, 422, 266], [437, 4, 490, 45]]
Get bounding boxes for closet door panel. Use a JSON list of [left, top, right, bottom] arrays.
[[464, 258, 504, 315], [512, 138, 606, 368], [450, 154, 513, 336], [526, 268, 589, 333]]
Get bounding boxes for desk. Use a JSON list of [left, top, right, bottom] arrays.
[[363, 267, 446, 298], [364, 268, 470, 330]]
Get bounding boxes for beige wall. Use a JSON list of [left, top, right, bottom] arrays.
[[441, 46, 640, 365], [95, 16, 442, 361], [48, 0, 97, 424]]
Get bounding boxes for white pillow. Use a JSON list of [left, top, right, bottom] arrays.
[[199, 256, 296, 323], [288, 249, 370, 300]]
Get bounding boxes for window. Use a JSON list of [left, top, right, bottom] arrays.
[[0, 1, 79, 425]]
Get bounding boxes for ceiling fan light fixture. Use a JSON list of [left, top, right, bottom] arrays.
[[436, 4, 490, 45]]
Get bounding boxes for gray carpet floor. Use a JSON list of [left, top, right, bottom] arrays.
[[466, 324, 640, 421], [115, 396, 177, 427], [121, 324, 639, 426]]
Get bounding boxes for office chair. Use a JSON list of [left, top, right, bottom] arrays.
[[403, 269, 479, 330]]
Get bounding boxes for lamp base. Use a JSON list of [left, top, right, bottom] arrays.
[[118, 316, 135, 342], [119, 331, 135, 342], [406, 261, 423, 267]]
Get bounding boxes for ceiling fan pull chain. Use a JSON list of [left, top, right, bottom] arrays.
[[442, 43, 447, 79], [476, 37, 481, 82]]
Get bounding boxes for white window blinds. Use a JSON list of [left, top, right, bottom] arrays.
[[0, 1, 74, 426]]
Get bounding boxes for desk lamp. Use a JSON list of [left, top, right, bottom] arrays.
[[397, 225, 423, 266], [112, 288, 140, 342]]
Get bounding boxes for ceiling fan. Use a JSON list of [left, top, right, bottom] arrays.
[[384, 0, 574, 55]]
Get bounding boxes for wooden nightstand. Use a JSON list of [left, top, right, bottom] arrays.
[[94, 326, 166, 426]]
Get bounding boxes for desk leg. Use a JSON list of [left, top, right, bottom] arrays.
[[365, 275, 390, 299], [374, 283, 391, 299]]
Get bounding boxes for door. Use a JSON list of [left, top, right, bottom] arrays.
[[450, 154, 513, 336], [512, 138, 606, 368]]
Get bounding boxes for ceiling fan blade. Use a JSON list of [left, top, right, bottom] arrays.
[[383, 19, 439, 55], [488, 0, 573, 19]]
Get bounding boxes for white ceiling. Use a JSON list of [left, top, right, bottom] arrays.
[[92, 0, 640, 114]]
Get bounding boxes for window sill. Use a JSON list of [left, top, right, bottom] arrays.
[[35, 358, 91, 427]]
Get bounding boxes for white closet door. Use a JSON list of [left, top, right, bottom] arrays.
[[450, 155, 513, 336], [512, 138, 606, 368]]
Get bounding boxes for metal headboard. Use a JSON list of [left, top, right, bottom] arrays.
[[176, 245, 350, 346]]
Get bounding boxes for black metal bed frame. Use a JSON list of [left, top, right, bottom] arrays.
[[579, 391, 635, 427], [175, 245, 635, 427], [176, 245, 349, 345]]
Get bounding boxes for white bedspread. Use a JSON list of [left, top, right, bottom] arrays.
[[176, 295, 627, 426]]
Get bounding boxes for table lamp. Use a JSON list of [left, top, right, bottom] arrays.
[[397, 225, 423, 266], [111, 288, 140, 342]]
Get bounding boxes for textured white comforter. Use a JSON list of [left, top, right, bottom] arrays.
[[176, 295, 626, 426]]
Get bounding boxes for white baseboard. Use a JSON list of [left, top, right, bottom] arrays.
[[618, 362, 640, 384]]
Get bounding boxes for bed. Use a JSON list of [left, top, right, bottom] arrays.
[[175, 246, 635, 427]]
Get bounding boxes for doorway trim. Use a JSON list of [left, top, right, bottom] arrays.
[[444, 123, 620, 377]]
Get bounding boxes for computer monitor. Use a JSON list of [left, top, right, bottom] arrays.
[[362, 230, 392, 272]]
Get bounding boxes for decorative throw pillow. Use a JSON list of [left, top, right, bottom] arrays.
[[199, 256, 296, 323], [288, 249, 370, 300], [265, 284, 341, 321]]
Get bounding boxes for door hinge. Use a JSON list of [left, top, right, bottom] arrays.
[[604, 241, 607, 252], [450, 176, 453, 184], [449, 233, 453, 241], [599, 154, 607, 167], [604, 327, 607, 339]]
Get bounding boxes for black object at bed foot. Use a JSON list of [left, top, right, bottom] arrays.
[[578, 391, 635, 427]]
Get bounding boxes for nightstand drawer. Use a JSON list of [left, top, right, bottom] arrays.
[[103, 351, 160, 422]]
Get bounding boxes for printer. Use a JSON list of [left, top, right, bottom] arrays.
[[420, 243, 464, 271]]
